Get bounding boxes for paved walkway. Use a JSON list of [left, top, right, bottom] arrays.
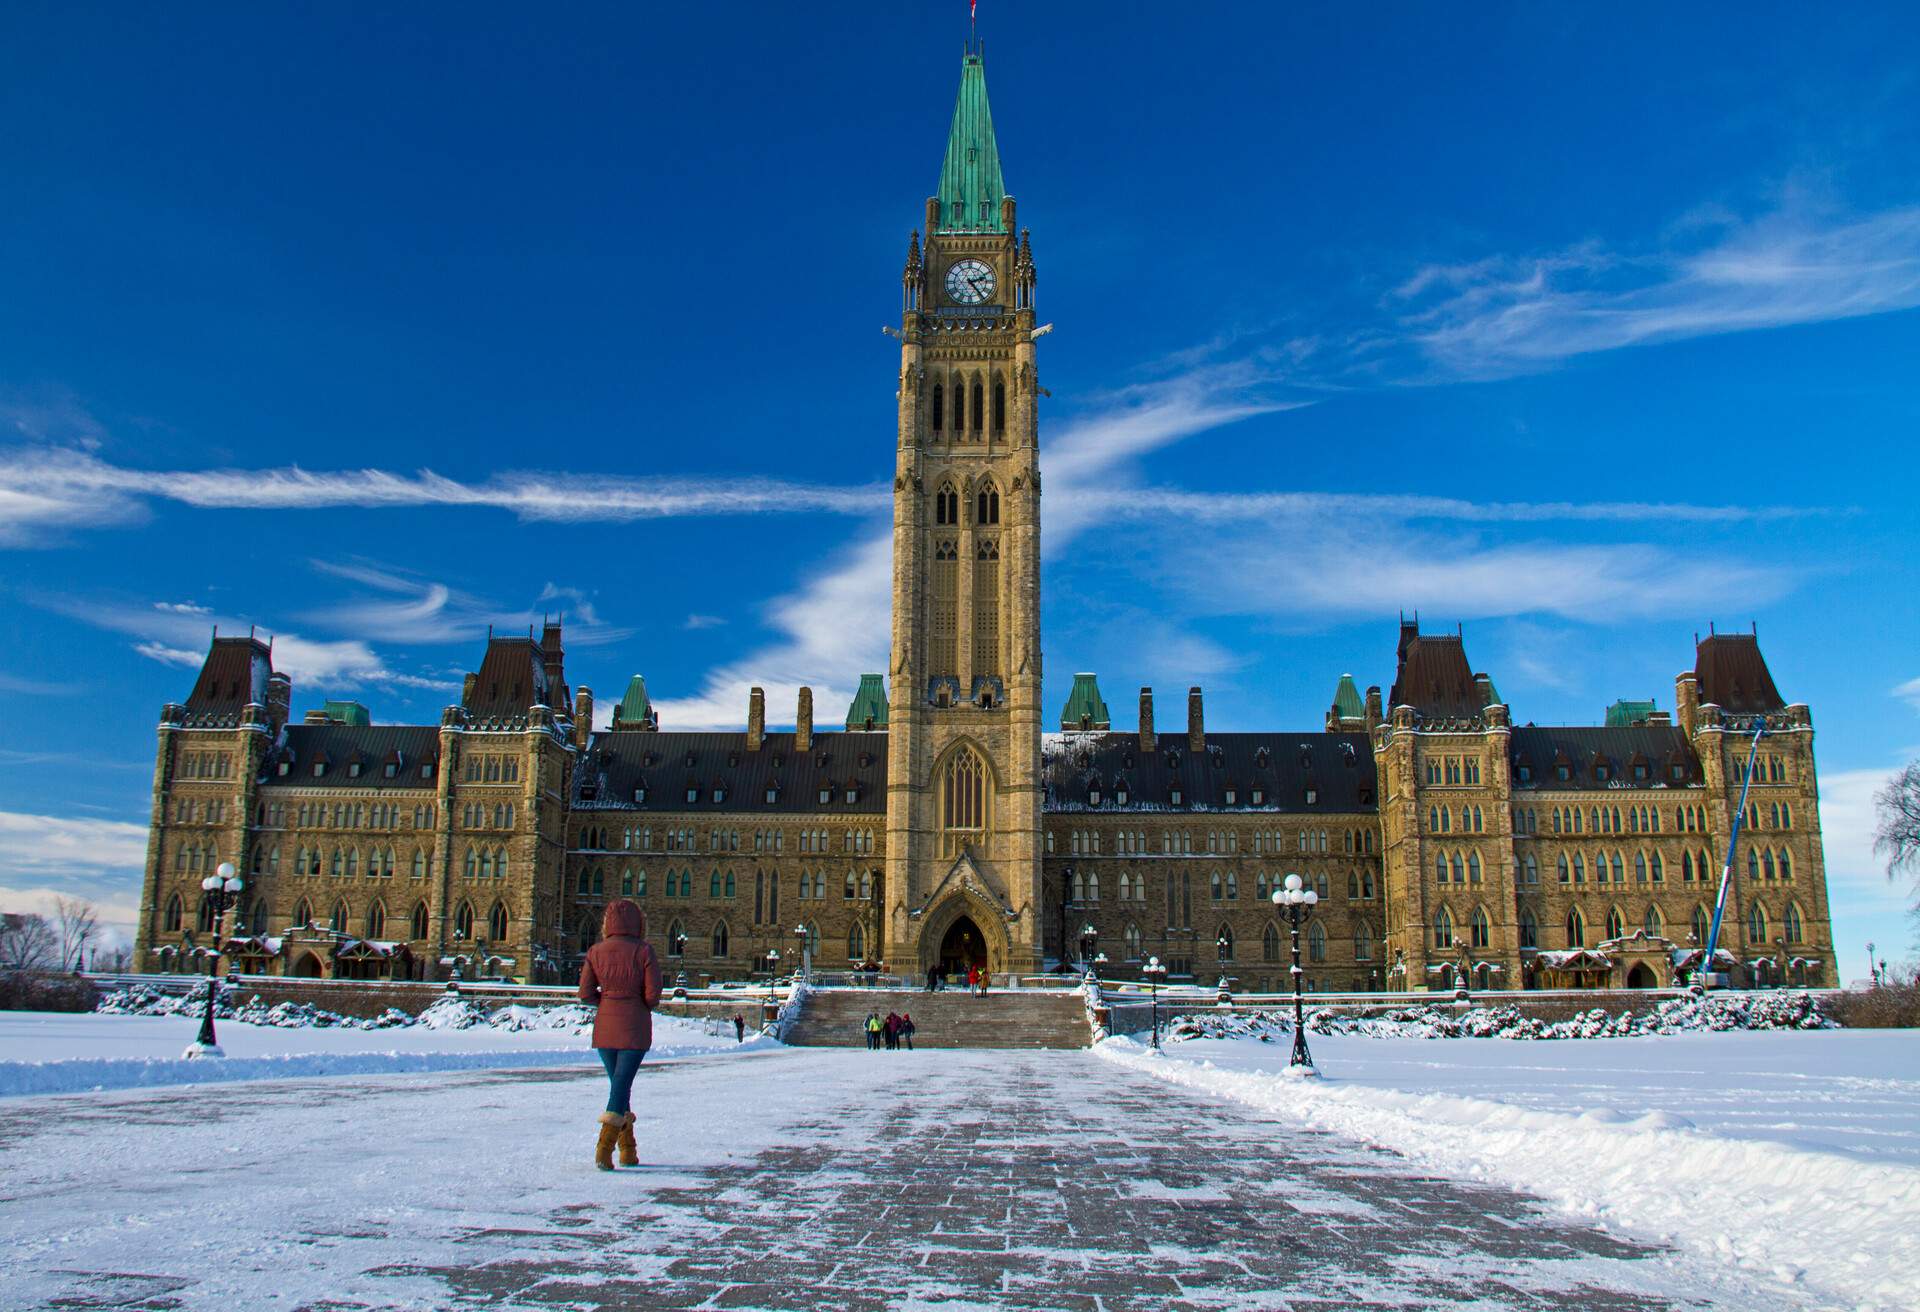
[[2, 1049, 1795, 1312]]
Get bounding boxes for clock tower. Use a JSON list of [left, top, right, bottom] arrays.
[[884, 45, 1046, 977]]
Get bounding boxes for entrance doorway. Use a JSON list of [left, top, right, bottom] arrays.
[[938, 917, 989, 979], [291, 951, 324, 978], [1626, 962, 1656, 989]]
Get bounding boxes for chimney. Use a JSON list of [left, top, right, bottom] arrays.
[[1365, 686, 1383, 731], [1187, 686, 1204, 751], [1138, 687, 1156, 752], [266, 671, 292, 732], [541, 619, 566, 705], [573, 686, 593, 750], [795, 686, 814, 752], [748, 686, 766, 751]]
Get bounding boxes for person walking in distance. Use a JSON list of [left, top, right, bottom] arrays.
[[732, 1013, 745, 1043], [577, 899, 662, 1171], [900, 1012, 916, 1051], [865, 1010, 881, 1049]]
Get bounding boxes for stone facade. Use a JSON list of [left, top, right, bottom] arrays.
[[131, 49, 1835, 992]]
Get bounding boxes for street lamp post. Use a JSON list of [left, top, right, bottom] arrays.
[[1143, 955, 1167, 1049], [793, 924, 810, 981], [1866, 941, 1877, 988], [1271, 874, 1319, 1074], [187, 862, 244, 1058], [1080, 923, 1097, 980], [765, 947, 780, 1013]]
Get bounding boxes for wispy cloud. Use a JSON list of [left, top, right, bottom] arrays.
[[0, 671, 79, 696], [1071, 488, 1824, 526], [303, 559, 633, 650], [1396, 204, 1920, 378], [0, 445, 887, 548], [683, 614, 726, 630], [0, 810, 151, 943], [1894, 677, 1920, 713]]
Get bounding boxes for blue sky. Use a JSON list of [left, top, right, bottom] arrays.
[[4, 4, 1919, 967]]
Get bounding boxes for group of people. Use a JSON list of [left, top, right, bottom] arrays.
[[864, 1010, 915, 1049], [923, 963, 992, 996]]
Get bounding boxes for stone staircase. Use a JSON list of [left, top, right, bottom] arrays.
[[783, 986, 1093, 1049]]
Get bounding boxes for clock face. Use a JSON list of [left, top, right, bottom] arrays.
[[945, 258, 996, 305]]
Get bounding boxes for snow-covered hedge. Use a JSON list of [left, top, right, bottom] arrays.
[[1168, 991, 1832, 1043], [96, 983, 599, 1035]]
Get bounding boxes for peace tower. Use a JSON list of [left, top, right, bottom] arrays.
[[883, 45, 1047, 975]]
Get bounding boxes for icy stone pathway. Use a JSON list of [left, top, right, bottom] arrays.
[[0, 1047, 1803, 1311]]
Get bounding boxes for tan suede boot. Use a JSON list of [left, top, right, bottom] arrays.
[[616, 1113, 638, 1167], [594, 1112, 622, 1171]]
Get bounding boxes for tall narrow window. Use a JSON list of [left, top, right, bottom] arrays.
[[993, 379, 1006, 431], [953, 379, 965, 431], [931, 382, 944, 432], [1470, 906, 1490, 949], [971, 378, 984, 431], [1519, 906, 1537, 948], [931, 540, 959, 676], [941, 747, 988, 856], [411, 901, 429, 940], [973, 537, 1000, 678], [1432, 906, 1453, 950], [1566, 908, 1585, 948]]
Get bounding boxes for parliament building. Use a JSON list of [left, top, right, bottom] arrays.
[[133, 49, 1835, 993]]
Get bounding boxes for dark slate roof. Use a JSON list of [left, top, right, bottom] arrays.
[[574, 731, 888, 814], [1043, 732, 1379, 814], [465, 637, 555, 718], [185, 637, 274, 714], [1509, 726, 1703, 791], [1695, 634, 1785, 713], [1388, 627, 1484, 719], [262, 724, 442, 789]]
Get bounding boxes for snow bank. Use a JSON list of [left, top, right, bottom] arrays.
[[1168, 990, 1832, 1043], [1099, 1034, 1920, 1312], [2, 990, 768, 1098]]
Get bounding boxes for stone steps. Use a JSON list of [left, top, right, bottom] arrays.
[[784, 987, 1093, 1049]]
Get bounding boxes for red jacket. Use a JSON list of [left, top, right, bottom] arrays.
[[578, 900, 663, 1050]]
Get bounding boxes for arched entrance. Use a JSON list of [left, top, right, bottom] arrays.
[[1626, 962, 1656, 989], [938, 916, 989, 979], [291, 951, 324, 978]]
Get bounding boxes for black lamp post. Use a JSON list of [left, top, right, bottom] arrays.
[[1079, 923, 1097, 979], [187, 862, 243, 1058], [1143, 955, 1167, 1049], [793, 924, 810, 981], [765, 947, 780, 1015], [1271, 873, 1319, 1074]]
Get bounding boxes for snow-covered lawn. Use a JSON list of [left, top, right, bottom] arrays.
[[0, 1007, 758, 1097], [1100, 1027, 1920, 1312]]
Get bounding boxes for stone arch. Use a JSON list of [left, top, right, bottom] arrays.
[[919, 884, 1013, 978]]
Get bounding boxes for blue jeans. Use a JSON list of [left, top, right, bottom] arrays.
[[598, 1047, 646, 1116]]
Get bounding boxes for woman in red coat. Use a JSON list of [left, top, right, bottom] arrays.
[[578, 899, 663, 1170]]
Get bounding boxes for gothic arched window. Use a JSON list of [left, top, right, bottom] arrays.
[[711, 921, 730, 958], [454, 902, 474, 939], [970, 378, 984, 431], [1748, 902, 1767, 943], [940, 747, 988, 855], [1470, 906, 1490, 948], [1566, 908, 1585, 948], [489, 901, 509, 941], [1519, 906, 1537, 948], [1432, 906, 1453, 950], [165, 894, 184, 933], [1307, 921, 1326, 962], [366, 901, 386, 940], [993, 379, 1006, 431], [976, 483, 1000, 525], [931, 382, 944, 432], [935, 482, 958, 525], [411, 901, 429, 940]]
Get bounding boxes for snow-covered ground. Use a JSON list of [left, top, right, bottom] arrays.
[[0, 1007, 759, 1097], [1100, 1027, 1920, 1312]]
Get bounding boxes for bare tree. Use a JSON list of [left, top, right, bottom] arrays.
[[93, 941, 134, 972], [1874, 762, 1920, 895], [52, 897, 100, 972], [0, 913, 57, 973]]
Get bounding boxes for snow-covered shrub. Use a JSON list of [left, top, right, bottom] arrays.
[[1164, 991, 1833, 1044]]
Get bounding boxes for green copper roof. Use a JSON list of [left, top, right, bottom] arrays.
[[1604, 698, 1657, 727], [1331, 674, 1364, 722], [1060, 672, 1111, 731], [612, 675, 654, 730], [845, 674, 889, 730], [936, 52, 1006, 233], [321, 699, 370, 727]]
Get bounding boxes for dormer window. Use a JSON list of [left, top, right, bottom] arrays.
[[1169, 787, 1184, 806], [634, 787, 647, 803], [1088, 788, 1101, 806], [348, 762, 362, 778], [845, 787, 858, 804], [1555, 764, 1572, 782], [1669, 763, 1685, 782], [713, 787, 726, 804], [1594, 764, 1611, 782], [1632, 762, 1649, 781], [277, 761, 290, 777], [684, 752, 696, 768], [1250, 788, 1263, 806], [1517, 763, 1533, 783], [312, 762, 325, 777], [765, 787, 779, 804], [383, 763, 396, 778], [1305, 787, 1319, 805], [1116, 788, 1130, 806], [818, 788, 832, 805], [421, 763, 435, 780], [685, 787, 699, 804]]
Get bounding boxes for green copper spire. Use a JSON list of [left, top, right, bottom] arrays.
[[936, 51, 1006, 233], [1604, 697, 1656, 727], [1060, 673, 1111, 731], [1331, 675, 1364, 723], [612, 675, 655, 731], [845, 674, 889, 731]]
